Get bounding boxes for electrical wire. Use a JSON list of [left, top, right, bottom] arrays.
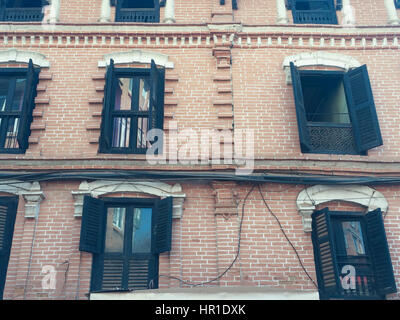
[[257, 184, 318, 289], [159, 184, 256, 287]]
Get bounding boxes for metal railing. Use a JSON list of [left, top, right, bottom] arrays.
[[115, 8, 159, 23], [1, 8, 44, 22]]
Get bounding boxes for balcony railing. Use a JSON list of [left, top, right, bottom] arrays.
[[1, 7, 44, 22], [308, 123, 358, 154], [292, 10, 337, 24], [115, 8, 159, 23]]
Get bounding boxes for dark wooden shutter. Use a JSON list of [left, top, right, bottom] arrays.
[[127, 256, 158, 290], [149, 59, 165, 132], [99, 59, 115, 151], [343, 65, 383, 153], [0, 197, 18, 300], [79, 196, 105, 254], [365, 208, 397, 296], [290, 62, 311, 152], [311, 207, 340, 299], [152, 197, 173, 254], [17, 59, 38, 151]]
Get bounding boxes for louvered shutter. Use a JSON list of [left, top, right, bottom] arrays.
[[148, 59, 165, 152], [17, 59, 38, 151], [152, 197, 173, 254], [99, 59, 115, 151], [290, 62, 311, 152], [365, 208, 397, 296], [127, 256, 158, 290], [343, 65, 383, 153], [0, 197, 17, 300], [311, 208, 340, 299], [79, 196, 106, 254], [0, 197, 17, 255]]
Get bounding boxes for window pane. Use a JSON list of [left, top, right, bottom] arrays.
[[114, 78, 133, 111], [105, 207, 126, 253], [342, 221, 366, 256], [0, 78, 10, 112], [132, 208, 152, 253], [4, 118, 20, 149], [112, 117, 131, 148], [137, 117, 148, 149], [12, 78, 26, 112], [122, 0, 155, 8], [138, 78, 150, 111]]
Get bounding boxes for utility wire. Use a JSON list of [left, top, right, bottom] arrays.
[[257, 184, 318, 289], [159, 184, 256, 287]]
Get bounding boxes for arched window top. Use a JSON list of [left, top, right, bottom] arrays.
[[98, 50, 174, 69]]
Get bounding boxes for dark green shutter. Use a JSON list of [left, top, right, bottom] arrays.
[[148, 59, 165, 153], [0, 197, 18, 300], [149, 59, 165, 132], [152, 197, 173, 254], [127, 256, 158, 290], [365, 208, 397, 296], [99, 59, 115, 151], [343, 65, 383, 153], [79, 196, 105, 254], [290, 62, 311, 152], [17, 59, 38, 151], [311, 208, 340, 299]]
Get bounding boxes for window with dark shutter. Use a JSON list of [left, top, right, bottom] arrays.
[[80, 197, 173, 292], [291, 0, 338, 24], [0, 0, 48, 21], [0, 59, 39, 153], [395, 0, 400, 9], [290, 63, 382, 155], [0, 196, 18, 300], [114, 0, 160, 22], [311, 208, 397, 300], [99, 59, 165, 154]]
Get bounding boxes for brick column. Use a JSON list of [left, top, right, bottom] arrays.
[[212, 181, 240, 286]]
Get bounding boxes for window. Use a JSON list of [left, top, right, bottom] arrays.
[[113, 0, 160, 22], [0, 59, 39, 153], [0, 0, 48, 22], [79, 196, 173, 292], [0, 196, 18, 300], [311, 208, 397, 300], [290, 63, 383, 155], [289, 0, 338, 24], [395, 0, 400, 9], [99, 59, 165, 154]]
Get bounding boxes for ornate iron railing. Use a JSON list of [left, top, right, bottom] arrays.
[[308, 123, 358, 154], [1, 8, 44, 22], [292, 10, 337, 24], [115, 8, 159, 23]]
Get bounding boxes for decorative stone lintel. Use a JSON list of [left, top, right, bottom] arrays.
[[0, 49, 50, 68], [296, 185, 388, 232], [22, 192, 45, 219], [72, 180, 186, 218], [71, 191, 91, 218], [282, 51, 361, 84], [98, 50, 174, 69], [0, 180, 45, 219]]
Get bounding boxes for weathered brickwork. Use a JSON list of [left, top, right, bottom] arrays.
[[0, 0, 399, 300]]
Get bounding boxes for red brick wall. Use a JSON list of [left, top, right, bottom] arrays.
[[3, 182, 399, 299]]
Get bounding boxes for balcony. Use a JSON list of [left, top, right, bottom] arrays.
[[1, 7, 44, 22], [115, 8, 159, 22]]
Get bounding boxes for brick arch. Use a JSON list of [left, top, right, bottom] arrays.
[[296, 185, 388, 232], [0, 49, 50, 68], [282, 51, 361, 84]]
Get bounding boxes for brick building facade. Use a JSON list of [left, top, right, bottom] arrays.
[[0, 0, 399, 300]]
